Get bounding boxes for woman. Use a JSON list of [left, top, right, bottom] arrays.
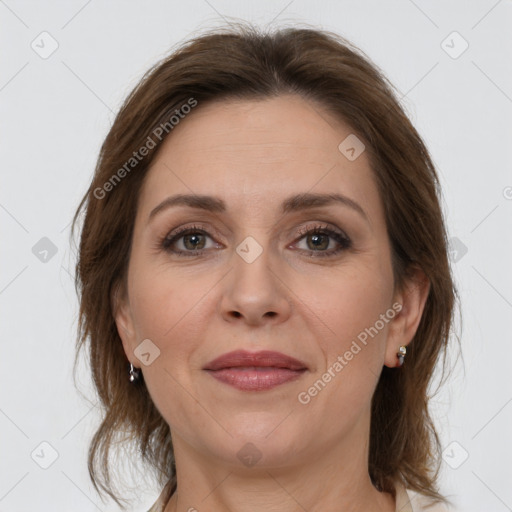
[[73, 24, 458, 512]]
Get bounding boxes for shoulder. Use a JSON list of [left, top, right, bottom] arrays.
[[405, 488, 456, 512], [146, 502, 164, 512], [395, 480, 456, 512], [146, 490, 167, 512], [147, 479, 175, 512]]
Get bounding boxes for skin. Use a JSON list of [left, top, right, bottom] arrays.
[[114, 95, 430, 512]]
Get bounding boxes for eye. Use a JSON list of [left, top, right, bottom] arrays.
[[161, 224, 220, 256], [159, 222, 352, 258], [293, 224, 352, 258]]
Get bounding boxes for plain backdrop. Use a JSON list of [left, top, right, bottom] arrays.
[[1, 1, 511, 511]]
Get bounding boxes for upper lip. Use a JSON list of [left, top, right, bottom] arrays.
[[203, 350, 308, 371]]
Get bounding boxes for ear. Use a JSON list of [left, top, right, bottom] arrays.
[[112, 281, 138, 366], [384, 266, 430, 368]]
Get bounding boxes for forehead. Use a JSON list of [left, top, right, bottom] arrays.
[[156, 94, 355, 165], [138, 95, 382, 224]]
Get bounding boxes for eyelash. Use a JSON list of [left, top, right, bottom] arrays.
[[160, 223, 352, 258]]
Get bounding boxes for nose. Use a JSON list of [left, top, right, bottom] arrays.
[[219, 243, 292, 327]]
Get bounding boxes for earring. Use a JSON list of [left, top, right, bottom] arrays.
[[129, 363, 141, 382], [396, 345, 407, 367]]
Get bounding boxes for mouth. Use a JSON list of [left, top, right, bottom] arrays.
[[203, 350, 308, 391]]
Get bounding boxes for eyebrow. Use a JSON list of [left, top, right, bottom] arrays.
[[148, 192, 369, 223]]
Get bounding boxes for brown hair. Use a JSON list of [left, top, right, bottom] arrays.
[[72, 22, 459, 509]]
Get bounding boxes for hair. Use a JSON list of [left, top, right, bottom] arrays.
[[72, 22, 459, 509]]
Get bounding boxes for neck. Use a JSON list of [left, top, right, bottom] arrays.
[[163, 416, 395, 512]]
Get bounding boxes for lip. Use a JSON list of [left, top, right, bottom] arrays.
[[203, 350, 308, 371], [203, 350, 308, 391]]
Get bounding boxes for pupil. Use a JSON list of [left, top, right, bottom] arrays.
[[184, 234, 204, 250], [309, 234, 328, 250]]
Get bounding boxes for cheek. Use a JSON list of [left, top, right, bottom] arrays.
[[294, 264, 393, 405], [300, 264, 392, 350], [127, 260, 215, 373], [127, 267, 208, 429], [128, 261, 215, 341]]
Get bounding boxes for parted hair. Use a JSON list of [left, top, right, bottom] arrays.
[[72, 23, 458, 509]]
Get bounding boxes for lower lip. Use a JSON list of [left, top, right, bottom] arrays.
[[205, 367, 306, 391]]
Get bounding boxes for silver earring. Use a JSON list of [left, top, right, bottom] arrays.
[[129, 363, 141, 382], [396, 345, 407, 367]]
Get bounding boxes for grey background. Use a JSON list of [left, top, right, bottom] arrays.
[[1, 1, 511, 511]]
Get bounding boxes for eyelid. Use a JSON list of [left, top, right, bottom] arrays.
[[159, 220, 352, 258], [161, 223, 220, 250], [290, 223, 352, 256], [294, 222, 348, 239]]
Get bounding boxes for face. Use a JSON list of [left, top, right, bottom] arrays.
[[115, 95, 426, 469]]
